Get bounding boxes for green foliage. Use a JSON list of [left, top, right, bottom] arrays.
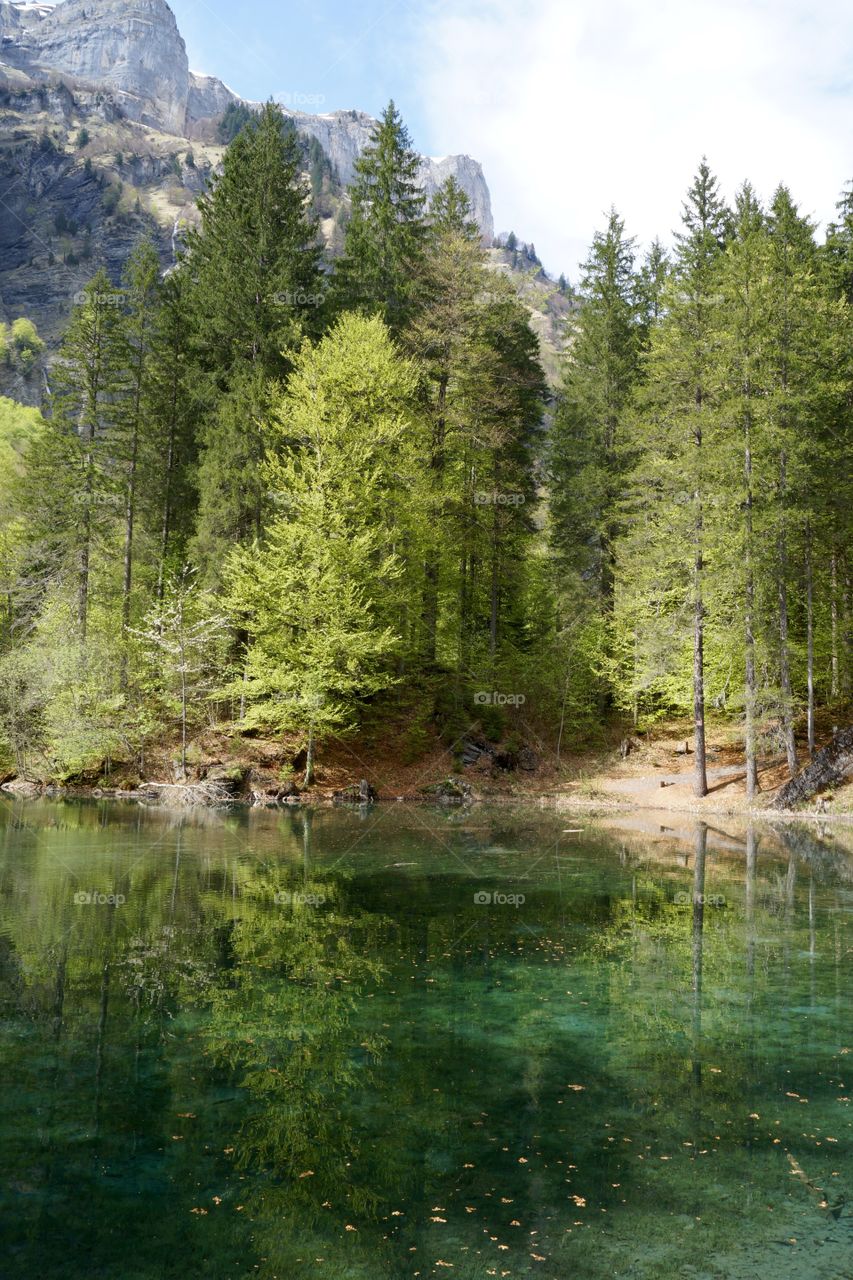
[[224, 313, 419, 766], [217, 101, 257, 144], [181, 100, 323, 580], [330, 101, 427, 331], [9, 317, 44, 375]]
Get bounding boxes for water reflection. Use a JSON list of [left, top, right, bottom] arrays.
[[0, 800, 851, 1278]]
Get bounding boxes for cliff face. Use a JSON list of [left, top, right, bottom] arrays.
[[1, 0, 190, 134], [283, 109, 495, 241], [0, 0, 495, 237]]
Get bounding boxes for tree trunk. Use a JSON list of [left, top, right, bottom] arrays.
[[156, 395, 177, 606], [489, 499, 500, 664], [692, 407, 708, 798], [121, 405, 140, 687], [831, 553, 839, 700], [744, 422, 759, 800], [777, 524, 798, 778], [304, 725, 316, 786], [806, 525, 815, 760], [771, 725, 853, 810]]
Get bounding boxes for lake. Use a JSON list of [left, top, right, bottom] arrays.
[[0, 800, 851, 1278]]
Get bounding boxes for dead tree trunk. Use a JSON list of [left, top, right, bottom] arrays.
[[771, 726, 853, 810]]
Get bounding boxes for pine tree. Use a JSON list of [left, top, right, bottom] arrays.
[[118, 240, 162, 671], [146, 271, 198, 604], [624, 162, 730, 795], [330, 101, 427, 332], [181, 101, 323, 579], [715, 183, 768, 799], [550, 208, 640, 606], [35, 270, 128, 642]]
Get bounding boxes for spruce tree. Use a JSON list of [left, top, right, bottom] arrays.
[[181, 101, 323, 580], [35, 270, 128, 641], [550, 208, 640, 608], [330, 101, 427, 332]]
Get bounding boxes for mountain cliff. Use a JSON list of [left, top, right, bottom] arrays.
[[0, 0, 494, 236], [0, 0, 575, 409]]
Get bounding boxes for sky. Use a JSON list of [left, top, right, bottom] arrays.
[[168, 0, 853, 280]]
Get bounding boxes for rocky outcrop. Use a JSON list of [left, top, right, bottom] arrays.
[[275, 108, 494, 240], [1, 0, 190, 134], [187, 70, 234, 125], [0, 0, 495, 238]]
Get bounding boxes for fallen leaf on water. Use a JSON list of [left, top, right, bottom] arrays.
[[345, 1224, 357, 1232], [298, 1170, 314, 1178]]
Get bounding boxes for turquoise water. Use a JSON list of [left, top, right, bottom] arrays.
[[0, 800, 851, 1278]]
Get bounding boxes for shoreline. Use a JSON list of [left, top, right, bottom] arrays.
[[2, 778, 852, 825]]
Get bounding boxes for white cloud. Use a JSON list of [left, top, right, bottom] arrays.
[[415, 0, 853, 278]]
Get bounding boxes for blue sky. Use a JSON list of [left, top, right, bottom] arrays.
[[168, 0, 853, 281], [170, 0, 430, 137]]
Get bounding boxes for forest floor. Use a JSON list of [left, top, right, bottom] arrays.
[[296, 710, 853, 820], [6, 711, 851, 819], [175, 712, 853, 818]]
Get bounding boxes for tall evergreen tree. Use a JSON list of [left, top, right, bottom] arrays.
[[181, 101, 323, 579], [331, 101, 427, 332], [623, 162, 730, 795], [225, 313, 420, 783], [33, 271, 128, 642], [550, 208, 640, 610]]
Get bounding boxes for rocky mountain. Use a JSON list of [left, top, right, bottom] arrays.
[[0, 0, 494, 235], [0, 0, 572, 407]]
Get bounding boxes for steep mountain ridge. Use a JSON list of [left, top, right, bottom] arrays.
[[0, 0, 494, 234], [0, 0, 572, 407]]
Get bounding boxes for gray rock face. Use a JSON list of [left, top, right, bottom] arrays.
[[1, 0, 190, 134], [187, 70, 234, 125], [276, 108, 494, 240], [419, 153, 494, 242], [1, 0, 495, 238]]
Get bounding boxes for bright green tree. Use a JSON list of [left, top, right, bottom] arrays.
[[225, 313, 420, 783]]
